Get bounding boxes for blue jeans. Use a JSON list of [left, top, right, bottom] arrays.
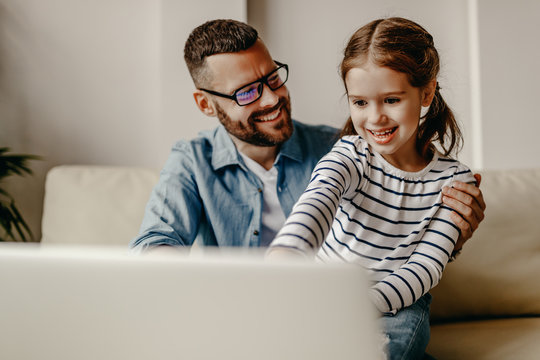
[[381, 293, 432, 360]]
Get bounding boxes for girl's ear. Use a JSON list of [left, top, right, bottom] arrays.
[[193, 90, 217, 117], [421, 79, 437, 107]]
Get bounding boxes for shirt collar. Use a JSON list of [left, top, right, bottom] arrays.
[[210, 120, 304, 170], [276, 120, 303, 163], [211, 125, 242, 170]]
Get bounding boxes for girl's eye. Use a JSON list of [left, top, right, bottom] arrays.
[[353, 99, 367, 107], [385, 98, 400, 104]]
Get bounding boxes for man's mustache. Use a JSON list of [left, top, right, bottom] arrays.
[[250, 97, 289, 119]]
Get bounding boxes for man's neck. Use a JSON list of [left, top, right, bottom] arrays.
[[232, 138, 278, 171]]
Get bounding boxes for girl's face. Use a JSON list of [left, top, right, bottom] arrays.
[[345, 62, 435, 171]]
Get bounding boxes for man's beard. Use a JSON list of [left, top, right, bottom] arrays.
[[214, 96, 293, 147]]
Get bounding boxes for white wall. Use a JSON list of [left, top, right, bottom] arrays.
[[477, 0, 540, 170], [159, 0, 247, 161], [0, 0, 245, 240]]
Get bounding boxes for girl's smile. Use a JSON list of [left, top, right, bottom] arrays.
[[367, 126, 398, 144]]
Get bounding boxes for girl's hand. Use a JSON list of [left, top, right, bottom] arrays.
[[442, 173, 486, 252], [265, 247, 308, 261]]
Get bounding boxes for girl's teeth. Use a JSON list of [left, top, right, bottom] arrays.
[[371, 128, 395, 136]]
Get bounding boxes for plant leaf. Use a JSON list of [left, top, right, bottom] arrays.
[[9, 202, 33, 241], [0, 147, 40, 241], [0, 204, 16, 241]]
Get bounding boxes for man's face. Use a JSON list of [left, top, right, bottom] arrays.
[[204, 40, 293, 147]]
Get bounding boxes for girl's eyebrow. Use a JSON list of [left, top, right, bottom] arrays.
[[347, 90, 406, 98], [381, 91, 406, 96]]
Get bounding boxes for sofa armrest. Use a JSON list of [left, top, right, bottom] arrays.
[[41, 165, 159, 246]]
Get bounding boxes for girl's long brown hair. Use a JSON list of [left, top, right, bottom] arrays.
[[339, 17, 462, 159]]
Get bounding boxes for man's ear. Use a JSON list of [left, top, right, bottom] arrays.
[[421, 79, 437, 107], [193, 90, 216, 117]]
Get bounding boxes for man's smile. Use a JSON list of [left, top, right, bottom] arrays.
[[253, 105, 282, 123]]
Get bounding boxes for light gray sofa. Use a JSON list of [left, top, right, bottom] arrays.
[[427, 168, 540, 359], [40, 165, 540, 359], [40, 165, 159, 245]]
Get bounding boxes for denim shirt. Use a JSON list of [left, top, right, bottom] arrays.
[[130, 120, 338, 250]]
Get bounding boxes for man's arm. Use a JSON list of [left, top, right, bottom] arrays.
[[442, 173, 486, 251], [129, 143, 203, 251]]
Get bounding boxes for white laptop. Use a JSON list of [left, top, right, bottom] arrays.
[[0, 244, 381, 360]]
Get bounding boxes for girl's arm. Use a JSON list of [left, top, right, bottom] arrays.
[[268, 141, 362, 256], [369, 204, 458, 313], [369, 170, 478, 314]]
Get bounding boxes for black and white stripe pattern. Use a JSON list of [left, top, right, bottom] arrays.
[[270, 136, 476, 313]]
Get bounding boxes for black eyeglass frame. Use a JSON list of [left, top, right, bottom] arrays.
[[198, 61, 289, 106]]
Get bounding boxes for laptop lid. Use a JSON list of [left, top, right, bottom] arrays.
[[0, 244, 381, 360]]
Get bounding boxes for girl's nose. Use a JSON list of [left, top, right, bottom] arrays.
[[368, 104, 387, 124]]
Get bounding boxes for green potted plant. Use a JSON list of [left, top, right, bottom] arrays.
[[0, 147, 40, 241]]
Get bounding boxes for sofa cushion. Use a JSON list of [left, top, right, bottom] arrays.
[[41, 165, 159, 245], [427, 317, 540, 359], [430, 168, 540, 320]]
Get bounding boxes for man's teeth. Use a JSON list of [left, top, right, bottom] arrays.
[[257, 108, 280, 121]]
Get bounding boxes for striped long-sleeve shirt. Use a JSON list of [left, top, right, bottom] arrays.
[[269, 135, 477, 313]]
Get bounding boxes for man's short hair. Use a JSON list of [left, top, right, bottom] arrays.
[[184, 19, 259, 88]]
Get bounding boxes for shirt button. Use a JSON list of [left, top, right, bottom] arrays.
[[257, 188, 263, 193], [277, 186, 282, 192], [253, 230, 259, 236]]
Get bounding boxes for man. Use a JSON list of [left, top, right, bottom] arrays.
[[130, 19, 485, 252]]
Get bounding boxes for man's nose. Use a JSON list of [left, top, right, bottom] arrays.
[[258, 83, 280, 108]]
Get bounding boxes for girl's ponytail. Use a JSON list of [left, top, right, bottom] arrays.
[[417, 85, 463, 158], [339, 117, 356, 138]]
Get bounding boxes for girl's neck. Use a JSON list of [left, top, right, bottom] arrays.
[[380, 149, 432, 173]]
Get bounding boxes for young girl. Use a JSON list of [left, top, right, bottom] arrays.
[[267, 17, 477, 359]]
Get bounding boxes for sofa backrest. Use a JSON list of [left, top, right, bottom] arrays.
[[430, 168, 540, 321], [41, 165, 159, 245], [42, 165, 540, 320]]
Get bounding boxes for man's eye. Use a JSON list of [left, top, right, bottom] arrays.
[[385, 98, 400, 104], [268, 74, 282, 87], [237, 87, 259, 102], [268, 74, 279, 82]]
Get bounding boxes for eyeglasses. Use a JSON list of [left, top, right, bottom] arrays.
[[198, 61, 289, 106]]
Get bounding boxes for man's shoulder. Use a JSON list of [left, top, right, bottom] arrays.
[[292, 120, 339, 148], [293, 120, 339, 137], [165, 127, 220, 167], [170, 126, 220, 153], [168, 125, 239, 172]]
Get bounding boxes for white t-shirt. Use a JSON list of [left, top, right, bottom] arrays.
[[240, 153, 286, 247]]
